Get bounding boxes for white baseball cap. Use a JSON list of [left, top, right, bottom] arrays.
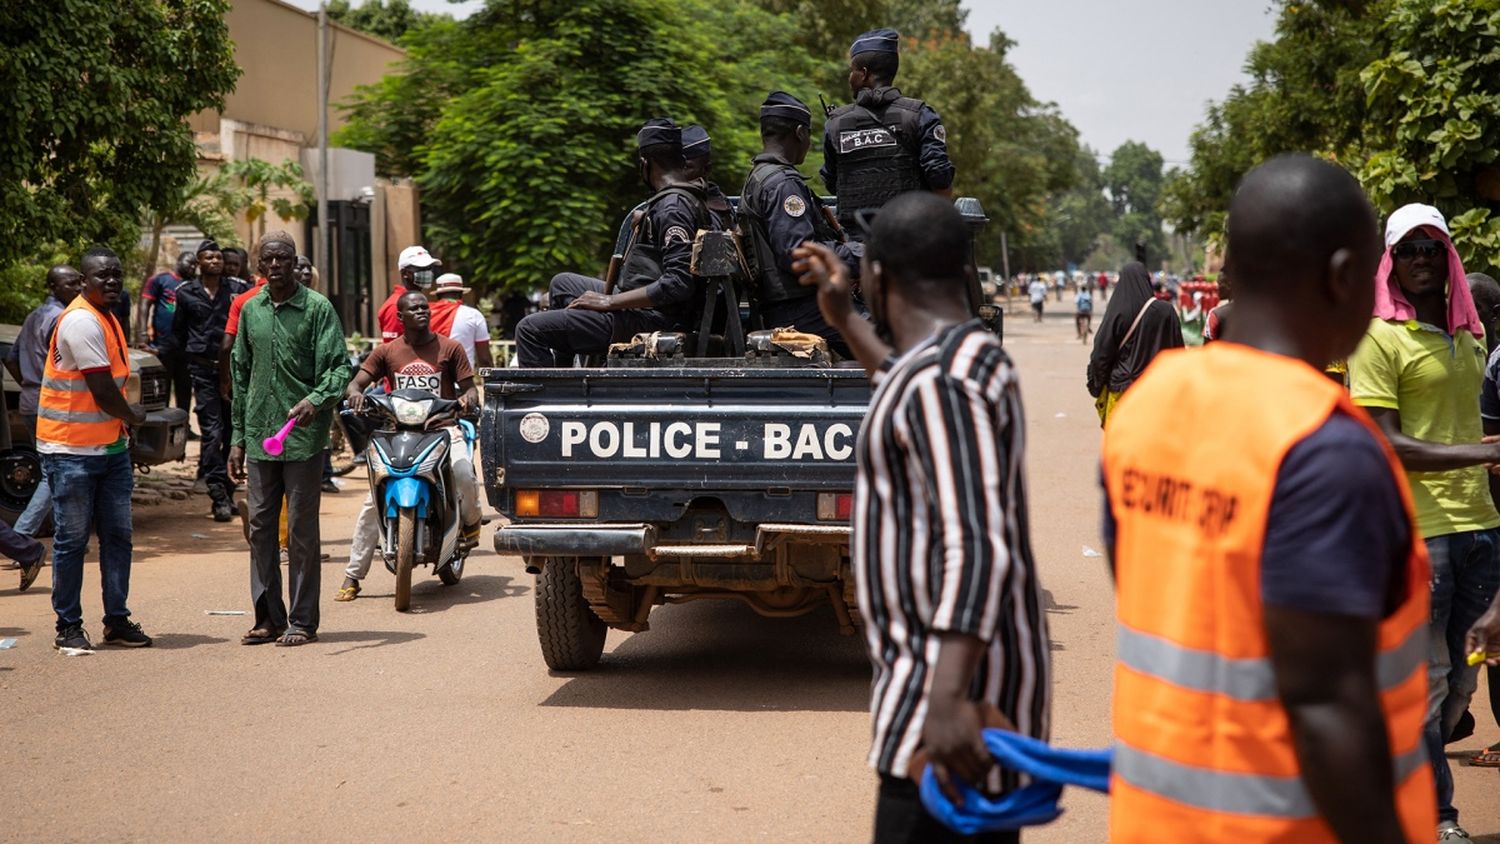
[[434, 273, 469, 294], [1385, 203, 1450, 249], [397, 245, 441, 270]]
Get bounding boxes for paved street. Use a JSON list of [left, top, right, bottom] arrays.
[[3, 310, 1498, 841]]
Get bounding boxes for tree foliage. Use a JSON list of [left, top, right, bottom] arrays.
[[337, 0, 1106, 288], [223, 159, 317, 244], [1104, 141, 1169, 264], [140, 168, 245, 286], [0, 0, 241, 268], [327, 0, 443, 45], [1165, 0, 1500, 273]]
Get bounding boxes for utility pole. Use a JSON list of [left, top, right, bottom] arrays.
[[316, 3, 331, 286]]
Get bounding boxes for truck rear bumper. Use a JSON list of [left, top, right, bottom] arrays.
[[131, 408, 189, 465], [494, 521, 850, 561]]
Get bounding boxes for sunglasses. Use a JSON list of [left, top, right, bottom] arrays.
[[1392, 239, 1444, 260]]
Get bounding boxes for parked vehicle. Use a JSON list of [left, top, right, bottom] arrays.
[[351, 389, 475, 611], [0, 323, 189, 527], [481, 197, 994, 671]]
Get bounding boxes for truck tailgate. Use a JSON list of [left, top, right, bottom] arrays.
[[481, 367, 871, 494]]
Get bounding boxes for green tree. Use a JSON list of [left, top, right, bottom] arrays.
[[1050, 148, 1113, 268], [0, 0, 240, 268], [1104, 140, 1168, 265], [327, 0, 444, 44], [222, 159, 318, 245], [140, 169, 247, 285]]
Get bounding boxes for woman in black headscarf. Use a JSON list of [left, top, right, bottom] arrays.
[[1086, 262, 1184, 427]]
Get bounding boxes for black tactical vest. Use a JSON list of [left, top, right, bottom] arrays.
[[826, 93, 924, 233], [742, 161, 840, 304], [618, 185, 710, 304]]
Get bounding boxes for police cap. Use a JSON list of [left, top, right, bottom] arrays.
[[760, 91, 811, 127], [637, 117, 681, 153], [850, 27, 900, 57], [681, 124, 711, 160]]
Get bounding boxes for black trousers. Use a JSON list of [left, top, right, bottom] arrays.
[[873, 775, 1020, 844], [761, 296, 853, 359], [513, 273, 683, 367], [156, 347, 192, 412], [189, 362, 231, 497]]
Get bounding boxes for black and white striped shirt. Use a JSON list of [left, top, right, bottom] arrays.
[[854, 320, 1051, 780]]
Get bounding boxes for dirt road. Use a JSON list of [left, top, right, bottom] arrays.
[[3, 311, 1497, 841]]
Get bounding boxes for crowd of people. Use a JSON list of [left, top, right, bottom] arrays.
[[7, 21, 1500, 844]]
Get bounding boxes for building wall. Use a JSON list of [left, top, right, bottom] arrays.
[[190, 0, 404, 142]]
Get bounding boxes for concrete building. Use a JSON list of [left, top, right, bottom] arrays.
[[185, 0, 419, 336]]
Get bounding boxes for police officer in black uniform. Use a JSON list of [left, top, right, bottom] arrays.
[[682, 124, 735, 230], [515, 118, 713, 367], [821, 27, 954, 238], [742, 91, 863, 357]]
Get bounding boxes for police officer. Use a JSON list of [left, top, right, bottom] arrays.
[[682, 124, 735, 232], [515, 118, 712, 367], [821, 27, 955, 237], [742, 91, 862, 357]]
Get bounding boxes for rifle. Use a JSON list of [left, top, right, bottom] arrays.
[[603, 209, 647, 295], [819, 94, 835, 118]]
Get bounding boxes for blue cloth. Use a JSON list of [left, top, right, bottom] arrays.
[[45, 451, 135, 631], [1102, 414, 1407, 618], [143, 271, 183, 350], [918, 730, 1112, 835], [851, 26, 900, 56]]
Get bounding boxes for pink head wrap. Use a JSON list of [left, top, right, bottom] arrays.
[[1373, 203, 1483, 339]]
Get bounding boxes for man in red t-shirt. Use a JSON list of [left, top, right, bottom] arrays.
[[378, 245, 460, 343], [337, 291, 480, 601], [218, 275, 267, 401]]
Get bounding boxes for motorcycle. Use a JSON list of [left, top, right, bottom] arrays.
[[350, 388, 477, 611]]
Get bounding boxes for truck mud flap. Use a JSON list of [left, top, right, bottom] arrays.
[[495, 523, 656, 558]]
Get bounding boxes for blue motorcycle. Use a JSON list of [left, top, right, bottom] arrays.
[[354, 388, 476, 611]]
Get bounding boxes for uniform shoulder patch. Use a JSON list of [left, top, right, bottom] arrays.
[[782, 194, 807, 218], [663, 225, 692, 246], [934, 124, 947, 143]]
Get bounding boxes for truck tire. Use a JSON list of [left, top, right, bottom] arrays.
[[394, 507, 416, 612], [535, 557, 606, 671]]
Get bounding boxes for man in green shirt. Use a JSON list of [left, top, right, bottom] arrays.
[[228, 231, 351, 647]]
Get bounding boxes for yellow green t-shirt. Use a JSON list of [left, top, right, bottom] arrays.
[[1349, 317, 1500, 539]]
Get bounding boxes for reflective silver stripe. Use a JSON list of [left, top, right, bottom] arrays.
[[1115, 743, 1427, 818], [1118, 624, 1427, 701], [36, 406, 117, 424], [40, 375, 127, 391]]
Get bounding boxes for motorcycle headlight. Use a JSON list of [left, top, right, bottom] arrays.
[[391, 397, 433, 426]]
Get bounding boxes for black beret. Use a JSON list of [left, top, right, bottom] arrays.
[[760, 91, 811, 127], [195, 238, 221, 255], [636, 117, 681, 153], [850, 27, 899, 57]]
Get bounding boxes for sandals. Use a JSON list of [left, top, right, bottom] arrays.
[[335, 581, 361, 602], [1473, 743, 1500, 768], [276, 629, 317, 647], [241, 627, 283, 645]]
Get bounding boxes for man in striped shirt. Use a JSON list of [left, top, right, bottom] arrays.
[[796, 193, 1051, 842]]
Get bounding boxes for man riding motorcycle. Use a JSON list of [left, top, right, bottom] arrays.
[[337, 291, 480, 601]]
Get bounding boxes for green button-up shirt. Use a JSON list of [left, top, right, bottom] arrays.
[[230, 284, 351, 462]]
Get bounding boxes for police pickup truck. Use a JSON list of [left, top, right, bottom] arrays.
[[481, 197, 992, 671]]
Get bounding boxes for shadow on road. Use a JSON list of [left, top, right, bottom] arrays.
[[318, 629, 426, 655], [541, 600, 868, 713], [152, 633, 230, 650], [351, 573, 529, 615]]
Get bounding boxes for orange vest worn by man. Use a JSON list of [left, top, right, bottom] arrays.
[[37, 296, 131, 448], [1102, 344, 1434, 842]]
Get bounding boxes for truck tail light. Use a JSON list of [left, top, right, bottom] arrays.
[[515, 489, 598, 518], [817, 492, 853, 521]]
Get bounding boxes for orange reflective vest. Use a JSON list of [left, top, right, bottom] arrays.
[[35, 297, 131, 448], [1102, 344, 1434, 842]]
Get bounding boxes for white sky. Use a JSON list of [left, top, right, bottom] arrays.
[[282, 0, 1278, 165]]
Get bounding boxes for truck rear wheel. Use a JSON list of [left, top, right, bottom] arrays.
[[535, 557, 607, 671]]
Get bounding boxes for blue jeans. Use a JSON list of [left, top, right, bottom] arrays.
[[14, 414, 50, 536], [1422, 529, 1500, 825], [43, 451, 134, 632]]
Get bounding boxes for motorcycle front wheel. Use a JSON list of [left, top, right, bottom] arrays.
[[394, 506, 416, 612]]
